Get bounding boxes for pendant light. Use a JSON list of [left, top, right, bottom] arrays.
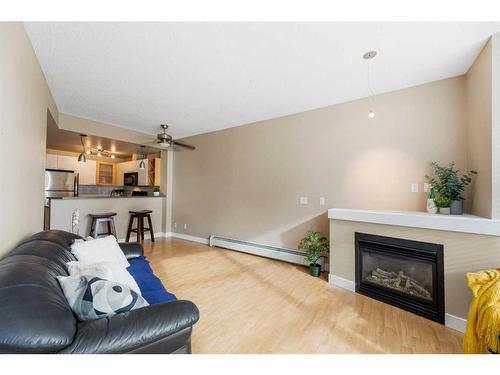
[[78, 134, 87, 163], [138, 146, 146, 169], [363, 50, 377, 119]]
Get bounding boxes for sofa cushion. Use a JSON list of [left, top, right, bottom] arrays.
[[0, 258, 77, 353], [9, 240, 76, 270], [127, 256, 176, 304], [21, 230, 82, 250]]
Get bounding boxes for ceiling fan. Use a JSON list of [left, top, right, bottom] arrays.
[[151, 124, 195, 150]]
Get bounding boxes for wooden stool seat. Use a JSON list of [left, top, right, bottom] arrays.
[[129, 210, 153, 215], [89, 212, 117, 238], [89, 212, 117, 219], [126, 210, 155, 243]]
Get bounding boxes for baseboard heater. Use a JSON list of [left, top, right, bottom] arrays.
[[209, 235, 328, 271]]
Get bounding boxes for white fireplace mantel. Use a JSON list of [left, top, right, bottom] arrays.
[[328, 208, 500, 237]]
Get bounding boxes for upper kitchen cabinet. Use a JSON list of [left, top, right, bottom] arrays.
[[46, 153, 58, 169], [116, 159, 148, 186], [46, 153, 97, 185], [96, 161, 116, 185]]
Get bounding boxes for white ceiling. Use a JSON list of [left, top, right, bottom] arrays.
[[25, 22, 500, 139]]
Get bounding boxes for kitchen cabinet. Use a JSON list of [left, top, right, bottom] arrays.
[[154, 158, 161, 186], [96, 162, 116, 185], [46, 154, 58, 169], [45, 153, 97, 185], [116, 159, 148, 185]]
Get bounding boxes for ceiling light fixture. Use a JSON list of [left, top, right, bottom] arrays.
[[78, 134, 87, 163], [110, 154, 115, 159], [138, 146, 146, 169], [363, 50, 377, 119]]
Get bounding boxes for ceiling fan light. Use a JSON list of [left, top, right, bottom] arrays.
[[368, 110, 375, 119], [157, 141, 171, 148], [139, 160, 146, 169], [78, 153, 86, 163]]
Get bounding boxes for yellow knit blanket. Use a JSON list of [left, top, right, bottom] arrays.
[[464, 268, 500, 354]]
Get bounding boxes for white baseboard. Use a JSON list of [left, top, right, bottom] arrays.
[[118, 232, 209, 245], [444, 314, 467, 333], [168, 232, 210, 244], [117, 232, 167, 242], [328, 273, 467, 333], [328, 274, 356, 292]]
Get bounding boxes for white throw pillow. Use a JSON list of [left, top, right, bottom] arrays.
[[57, 275, 148, 321], [70, 235, 129, 268], [66, 261, 140, 293]]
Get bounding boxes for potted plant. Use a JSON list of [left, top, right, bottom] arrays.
[[298, 230, 329, 277], [426, 186, 438, 214], [435, 195, 451, 215], [426, 162, 477, 215], [153, 187, 160, 197]]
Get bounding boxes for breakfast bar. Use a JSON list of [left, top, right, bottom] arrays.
[[49, 196, 165, 241]]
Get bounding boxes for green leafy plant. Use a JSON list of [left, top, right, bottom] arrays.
[[425, 162, 477, 202], [435, 195, 451, 208], [427, 186, 437, 200], [153, 186, 160, 192], [298, 230, 329, 266]]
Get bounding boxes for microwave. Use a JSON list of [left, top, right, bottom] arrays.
[[124, 172, 139, 186]]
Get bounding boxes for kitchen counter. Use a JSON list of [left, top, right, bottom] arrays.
[[48, 195, 165, 200]]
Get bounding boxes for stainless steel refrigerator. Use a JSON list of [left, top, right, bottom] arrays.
[[44, 169, 79, 229]]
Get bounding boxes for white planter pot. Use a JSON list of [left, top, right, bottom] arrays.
[[426, 198, 438, 214], [439, 207, 451, 215], [153, 191, 160, 197]]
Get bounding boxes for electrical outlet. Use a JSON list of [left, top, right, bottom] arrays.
[[183, 224, 187, 230], [411, 183, 419, 193], [300, 197, 308, 205], [319, 197, 326, 205]]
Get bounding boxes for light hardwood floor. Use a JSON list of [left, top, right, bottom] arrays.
[[142, 237, 463, 354]]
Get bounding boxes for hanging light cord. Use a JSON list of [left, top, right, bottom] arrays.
[[367, 60, 375, 99]]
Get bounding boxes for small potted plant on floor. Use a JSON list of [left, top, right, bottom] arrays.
[[299, 230, 329, 277], [426, 162, 477, 215]]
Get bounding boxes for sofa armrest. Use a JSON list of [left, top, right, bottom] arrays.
[[59, 300, 199, 354], [119, 242, 144, 259]]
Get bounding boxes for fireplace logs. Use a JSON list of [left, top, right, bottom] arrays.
[[365, 267, 432, 300]]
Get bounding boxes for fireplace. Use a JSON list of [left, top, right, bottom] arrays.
[[355, 232, 444, 323]]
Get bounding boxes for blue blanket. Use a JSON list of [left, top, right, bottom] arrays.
[[127, 256, 176, 304]]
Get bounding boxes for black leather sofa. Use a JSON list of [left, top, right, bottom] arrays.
[[0, 230, 199, 354]]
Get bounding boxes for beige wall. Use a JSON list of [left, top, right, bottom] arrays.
[[329, 220, 500, 319], [0, 23, 59, 258], [465, 39, 493, 218], [172, 77, 469, 249], [492, 34, 500, 219]]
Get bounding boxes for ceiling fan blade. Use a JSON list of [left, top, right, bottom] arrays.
[[172, 140, 195, 150]]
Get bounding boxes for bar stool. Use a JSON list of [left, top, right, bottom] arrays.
[[89, 212, 117, 239], [126, 210, 155, 242]]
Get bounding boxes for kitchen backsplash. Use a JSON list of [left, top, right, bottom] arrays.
[[79, 185, 160, 197]]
